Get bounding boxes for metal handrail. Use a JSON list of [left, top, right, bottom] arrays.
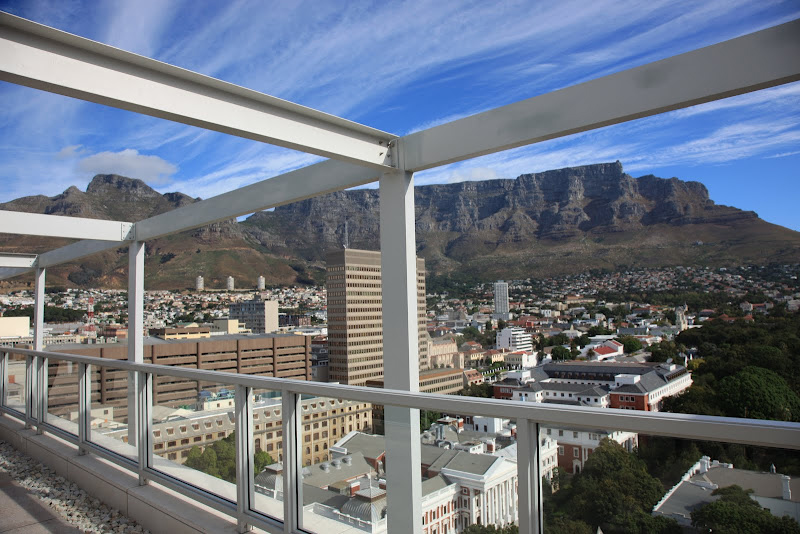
[[3, 346, 799, 449]]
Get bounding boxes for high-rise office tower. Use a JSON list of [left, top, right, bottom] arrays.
[[326, 249, 427, 386], [494, 280, 509, 318]]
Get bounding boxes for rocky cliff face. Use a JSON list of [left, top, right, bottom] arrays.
[[1, 163, 796, 288], [243, 162, 760, 266]]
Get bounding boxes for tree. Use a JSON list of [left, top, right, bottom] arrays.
[[551, 346, 572, 360], [544, 516, 593, 534], [648, 341, 679, 363], [459, 383, 492, 398], [568, 439, 676, 533], [617, 336, 643, 354], [692, 485, 800, 533], [717, 367, 800, 422], [254, 450, 275, 475]]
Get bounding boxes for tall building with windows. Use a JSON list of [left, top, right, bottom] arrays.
[[494, 280, 509, 319], [326, 249, 427, 386]]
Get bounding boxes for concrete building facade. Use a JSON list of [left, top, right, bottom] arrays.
[[47, 334, 312, 420], [229, 298, 279, 334], [493, 281, 509, 318], [326, 249, 427, 386]]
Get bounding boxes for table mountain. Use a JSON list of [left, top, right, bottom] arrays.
[[2, 163, 798, 289]]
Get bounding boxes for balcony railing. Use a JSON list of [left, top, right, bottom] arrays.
[[2, 345, 799, 534]]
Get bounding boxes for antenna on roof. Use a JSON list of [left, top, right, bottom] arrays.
[[343, 219, 350, 249]]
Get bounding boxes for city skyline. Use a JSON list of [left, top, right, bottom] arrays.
[[0, 1, 799, 230]]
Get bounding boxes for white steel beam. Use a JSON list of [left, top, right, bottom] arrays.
[[0, 253, 36, 268], [380, 168, 422, 534], [33, 267, 45, 352], [0, 211, 134, 241], [134, 159, 378, 241], [36, 240, 129, 270], [401, 18, 800, 171], [0, 13, 395, 170], [127, 241, 144, 448], [0, 159, 379, 280]]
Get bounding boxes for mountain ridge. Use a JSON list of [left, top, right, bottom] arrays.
[[1, 163, 797, 289]]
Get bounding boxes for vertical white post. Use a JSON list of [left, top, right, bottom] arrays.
[[78, 363, 90, 454], [282, 391, 302, 533], [128, 242, 144, 447], [34, 267, 46, 433], [136, 371, 152, 486], [516, 420, 543, 534], [235, 385, 254, 533], [33, 267, 45, 352], [0, 351, 7, 407], [379, 167, 422, 534]]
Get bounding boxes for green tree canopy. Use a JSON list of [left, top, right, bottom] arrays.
[[717, 366, 800, 422], [184, 432, 274, 483], [551, 346, 572, 360], [569, 439, 676, 533], [691, 485, 800, 534], [617, 335, 643, 354]]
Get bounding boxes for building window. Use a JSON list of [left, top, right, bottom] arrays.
[[573, 447, 579, 457]]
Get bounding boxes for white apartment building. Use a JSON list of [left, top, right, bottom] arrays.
[[496, 327, 533, 353]]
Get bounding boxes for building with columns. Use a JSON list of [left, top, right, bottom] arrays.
[[323, 431, 520, 533]]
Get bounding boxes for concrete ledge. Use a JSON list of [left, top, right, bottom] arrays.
[[0, 414, 272, 534]]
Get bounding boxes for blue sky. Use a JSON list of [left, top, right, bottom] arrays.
[[1, 0, 799, 230]]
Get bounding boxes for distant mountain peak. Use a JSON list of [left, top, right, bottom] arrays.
[[0, 163, 797, 290]]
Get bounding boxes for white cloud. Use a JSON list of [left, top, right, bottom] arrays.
[[767, 150, 800, 159], [77, 149, 178, 184]]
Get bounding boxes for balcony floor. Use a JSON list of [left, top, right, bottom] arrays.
[[0, 471, 80, 533]]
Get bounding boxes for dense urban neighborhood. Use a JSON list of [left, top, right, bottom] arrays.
[[2, 261, 799, 533]]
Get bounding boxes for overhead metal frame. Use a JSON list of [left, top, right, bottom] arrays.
[[0, 253, 37, 268], [0, 211, 133, 241], [0, 13, 396, 170]]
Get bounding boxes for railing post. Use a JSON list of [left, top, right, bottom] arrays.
[[0, 351, 7, 407], [128, 241, 144, 447], [78, 363, 90, 454], [281, 391, 302, 533], [136, 370, 151, 486], [235, 385, 253, 533], [36, 355, 47, 434], [380, 164, 423, 534], [25, 354, 35, 428], [26, 266, 46, 430], [516, 420, 543, 534]]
